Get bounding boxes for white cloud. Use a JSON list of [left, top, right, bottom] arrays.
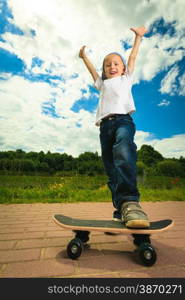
[[0, 0, 185, 157], [135, 130, 154, 148], [0, 74, 184, 158], [160, 66, 179, 95], [178, 73, 185, 96], [146, 134, 185, 158], [3, 0, 184, 82], [135, 132, 185, 158], [157, 99, 170, 106], [0, 75, 99, 156]]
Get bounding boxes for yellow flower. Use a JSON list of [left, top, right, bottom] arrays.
[[99, 185, 107, 190], [49, 183, 64, 190]]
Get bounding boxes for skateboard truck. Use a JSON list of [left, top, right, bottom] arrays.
[[67, 230, 156, 266]]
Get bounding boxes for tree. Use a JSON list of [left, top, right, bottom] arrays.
[[78, 152, 99, 161], [15, 149, 26, 159], [138, 145, 163, 167], [38, 151, 45, 162], [157, 160, 184, 177], [0, 158, 12, 171], [26, 151, 39, 161], [21, 159, 36, 172], [78, 160, 104, 175], [11, 159, 36, 173], [43, 152, 56, 170], [52, 153, 65, 171], [179, 156, 185, 174], [136, 161, 146, 176], [36, 162, 50, 172]]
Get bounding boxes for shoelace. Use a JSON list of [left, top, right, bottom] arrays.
[[122, 206, 148, 217]]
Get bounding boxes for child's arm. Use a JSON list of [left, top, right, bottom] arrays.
[[127, 26, 147, 74], [79, 46, 99, 82]]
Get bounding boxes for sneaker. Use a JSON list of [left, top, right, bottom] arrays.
[[121, 201, 150, 228], [113, 210, 122, 222]]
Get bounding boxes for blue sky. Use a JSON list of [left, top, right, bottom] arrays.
[[0, 0, 185, 157]]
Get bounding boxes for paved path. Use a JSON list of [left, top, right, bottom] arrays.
[[0, 201, 185, 278]]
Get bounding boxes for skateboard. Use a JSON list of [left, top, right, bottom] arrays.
[[53, 214, 173, 266]]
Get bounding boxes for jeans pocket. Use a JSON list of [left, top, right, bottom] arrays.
[[118, 117, 135, 131]]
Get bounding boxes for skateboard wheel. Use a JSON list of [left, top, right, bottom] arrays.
[[67, 238, 83, 260], [138, 243, 157, 267]]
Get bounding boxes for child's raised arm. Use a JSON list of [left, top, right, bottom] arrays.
[[127, 26, 147, 74], [79, 46, 99, 82]]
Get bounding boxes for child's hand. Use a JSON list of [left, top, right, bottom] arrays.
[[79, 45, 86, 59], [130, 26, 147, 37]]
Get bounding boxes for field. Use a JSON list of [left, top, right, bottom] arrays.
[[0, 175, 184, 204]]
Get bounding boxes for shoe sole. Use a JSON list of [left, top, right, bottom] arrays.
[[125, 219, 150, 229]]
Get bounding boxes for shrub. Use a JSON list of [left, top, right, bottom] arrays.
[[136, 161, 146, 176], [157, 160, 184, 177]]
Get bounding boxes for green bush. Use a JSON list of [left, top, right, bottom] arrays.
[[137, 145, 163, 167], [157, 160, 184, 177], [136, 161, 146, 176]]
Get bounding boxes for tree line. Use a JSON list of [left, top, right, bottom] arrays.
[[0, 145, 185, 177]]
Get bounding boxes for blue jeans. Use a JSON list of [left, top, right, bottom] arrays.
[[99, 114, 140, 212]]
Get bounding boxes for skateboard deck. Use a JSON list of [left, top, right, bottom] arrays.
[[53, 214, 173, 266], [53, 214, 173, 234]]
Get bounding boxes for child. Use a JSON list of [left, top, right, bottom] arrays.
[[79, 26, 149, 228]]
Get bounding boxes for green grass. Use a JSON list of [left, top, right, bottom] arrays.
[[0, 175, 184, 204], [139, 187, 185, 202]]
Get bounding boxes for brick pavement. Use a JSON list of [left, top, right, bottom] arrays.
[[0, 201, 185, 278]]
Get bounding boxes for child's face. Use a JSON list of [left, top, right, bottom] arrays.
[[103, 54, 125, 79]]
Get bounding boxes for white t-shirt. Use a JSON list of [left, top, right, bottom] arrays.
[[94, 73, 136, 126]]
